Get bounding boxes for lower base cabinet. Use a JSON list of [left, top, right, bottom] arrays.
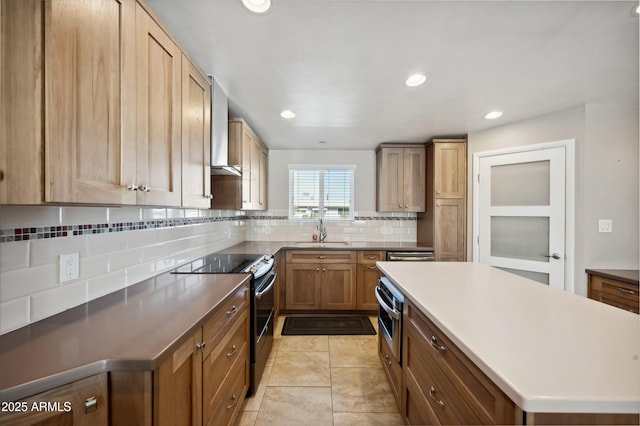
[[0, 374, 109, 426], [378, 332, 402, 408]]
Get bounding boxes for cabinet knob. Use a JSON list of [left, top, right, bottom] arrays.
[[137, 184, 151, 192], [85, 396, 98, 413], [436, 190, 441, 195], [316, 268, 320, 272], [398, 204, 403, 208], [126, 183, 138, 191], [196, 341, 206, 351], [404, 204, 408, 208], [322, 268, 326, 272]]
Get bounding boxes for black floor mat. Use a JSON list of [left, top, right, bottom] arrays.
[[281, 316, 376, 336]]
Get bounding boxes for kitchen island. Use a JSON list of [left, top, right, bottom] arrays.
[[377, 261, 640, 423]]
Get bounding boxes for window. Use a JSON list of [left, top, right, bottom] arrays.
[[288, 165, 355, 220]]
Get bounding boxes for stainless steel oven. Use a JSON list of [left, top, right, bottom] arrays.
[[376, 276, 404, 364], [171, 252, 275, 395]]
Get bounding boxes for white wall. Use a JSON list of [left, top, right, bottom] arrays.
[[468, 104, 639, 296]]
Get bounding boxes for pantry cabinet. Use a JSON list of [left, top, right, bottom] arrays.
[[0, 0, 210, 208], [417, 139, 467, 261], [376, 144, 426, 212], [285, 251, 356, 310], [211, 119, 268, 211], [0, 374, 109, 425]]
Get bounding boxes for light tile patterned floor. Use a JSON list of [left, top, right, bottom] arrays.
[[235, 316, 404, 426]]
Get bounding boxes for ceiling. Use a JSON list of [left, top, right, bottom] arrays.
[[146, 0, 639, 150]]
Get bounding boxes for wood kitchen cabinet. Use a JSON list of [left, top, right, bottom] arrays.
[[110, 282, 250, 426], [181, 55, 212, 209], [356, 251, 385, 311], [587, 269, 639, 314], [376, 144, 426, 212], [0, 374, 109, 425], [1, 0, 138, 205], [135, 2, 182, 206], [1, 0, 212, 208], [211, 119, 269, 210], [402, 299, 516, 425], [285, 251, 356, 311], [417, 138, 467, 261]]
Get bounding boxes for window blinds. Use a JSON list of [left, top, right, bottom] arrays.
[[289, 167, 354, 220]]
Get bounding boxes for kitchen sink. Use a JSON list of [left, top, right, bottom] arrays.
[[294, 241, 351, 247]]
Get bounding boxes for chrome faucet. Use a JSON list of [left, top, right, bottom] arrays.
[[318, 219, 327, 242]]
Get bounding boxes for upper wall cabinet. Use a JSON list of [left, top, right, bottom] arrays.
[[181, 55, 213, 209], [0, 0, 210, 208], [376, 144, 426, 212], [1, 0, 138, 205], [211, 118, 268, 211], [135, 3, 182, 206]]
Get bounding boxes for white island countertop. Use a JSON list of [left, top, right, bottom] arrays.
[[376, 261, 640, 414]]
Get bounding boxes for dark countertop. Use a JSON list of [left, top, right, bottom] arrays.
[[586, 269, 639, 286], [220, 240, 434, 255], [0, 272, 251, 401]]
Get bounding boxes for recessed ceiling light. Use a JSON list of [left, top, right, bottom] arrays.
[[405, 73, 428, 87], [242, 0, 271, 14], [280, 109, 295, 119], [484, 111, 503, 120]]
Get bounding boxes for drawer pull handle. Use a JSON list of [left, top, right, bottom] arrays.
[[227, 344, 237, 357], [367, 256, 377, 260], [317, 255, 326, 259], [430, 336, 447, 353], [367, 265, 377, 270], [226, 305, 237, 315], [429, 386, 445, 407], [619, 288, 636, 295], [85, 396, 97, 413], [227, 393, 238, 409], [196, 341, 206, 351]]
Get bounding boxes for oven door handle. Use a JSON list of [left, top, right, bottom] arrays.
[[255, 272, 277, 300], [375, 286, 401, 320]]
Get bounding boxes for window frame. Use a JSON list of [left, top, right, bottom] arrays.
[[288, 164, 356, 221]]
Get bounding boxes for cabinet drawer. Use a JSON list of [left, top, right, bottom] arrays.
[[205, 346, 249, 426], [403, 367, 440, 425], [286, 250, 356, 264], [590, 276, 639, 303], [203, 309, 248, 411], [202, 283, 249, 359], [357, 251, 386, 264], [405, 302, 515, 424], [405, 325, 480, 425], [591, 290, 639, 314], [379, 331, 402, 407]]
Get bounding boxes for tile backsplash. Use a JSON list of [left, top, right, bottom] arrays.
[[0, 206, 415, 335]]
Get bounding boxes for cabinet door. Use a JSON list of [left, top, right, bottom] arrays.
[[44, 0, 137, 204], [377, 147, 405, 212], [241, 127, 253, 209], [250, 137, 261, 209], [258, 145, 269, 210], [356, 263, 380, 311], [403, 147, 426, 211], [286, 264, 321, 310], [321, 264, 356, 310], [0, 0, 45, 204], [135, 4, 182, 206], [154, 329, 203, 426], [181, 56, 212, 208], [434, 142, 466, 199], [434, 198, 466, 261]]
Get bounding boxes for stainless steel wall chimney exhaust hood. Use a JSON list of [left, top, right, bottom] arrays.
[[210, 77, 241, 176]]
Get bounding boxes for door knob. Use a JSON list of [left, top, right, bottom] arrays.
[[545, 253, 561, 260]]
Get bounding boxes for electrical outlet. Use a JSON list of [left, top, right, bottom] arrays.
[[59, 252, 80, 283], [598, 219, 613, 233]]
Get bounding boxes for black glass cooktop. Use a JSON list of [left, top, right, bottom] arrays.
[[171, 253, 258, 274]]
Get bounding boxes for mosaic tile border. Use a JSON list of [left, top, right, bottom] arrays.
[[0, 217, 241, 243], [246, 215, 417, 221]]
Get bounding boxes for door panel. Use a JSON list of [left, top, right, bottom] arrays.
[[478, 147, 565, 288]]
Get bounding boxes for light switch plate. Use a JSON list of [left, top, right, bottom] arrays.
[[59, 252, 80, 283], [598, 219, 613, 233]]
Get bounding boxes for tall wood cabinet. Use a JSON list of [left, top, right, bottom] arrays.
[[1, 0, 211, 208], [376, 144, 426, 212], [417, 139, 467, 261], [211, 118, 268, 211]]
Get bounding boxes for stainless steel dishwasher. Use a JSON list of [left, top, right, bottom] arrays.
[[386, 251, 435, 261]]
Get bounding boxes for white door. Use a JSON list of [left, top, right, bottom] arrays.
[[476, 146, 566, 289]]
